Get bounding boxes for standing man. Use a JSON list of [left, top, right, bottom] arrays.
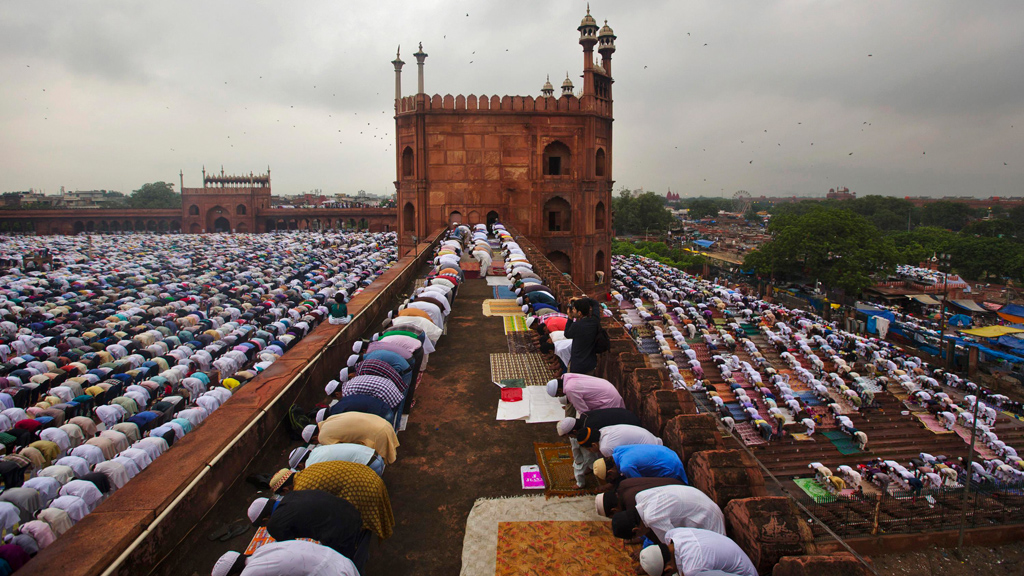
[[564, 298, 602, 375]]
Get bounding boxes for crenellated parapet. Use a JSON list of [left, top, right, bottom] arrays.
[[395, 93, 612, 117]]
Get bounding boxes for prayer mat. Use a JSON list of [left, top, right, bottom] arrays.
[[500, 378, 526, 388], [495, 521, 633, 576], [637, 338, 661, 354], [822, 430, 863, 455], [484, 299, 525, 316], [734, 422, 767, 446], [503, 315, 529, 334], [506, 332, 535, 355], [1002, 410, 1024, 423], [914, 412, 953, 434], [954, 426, 997, 459], [486, 276, 512, 286], [790, 433, 815, 442], [244, 526, 318, 554], [793, 478, 835, 504], [490, 353, 559, 388], [493, 285, 517, 300], [534, 442, 600, 498]]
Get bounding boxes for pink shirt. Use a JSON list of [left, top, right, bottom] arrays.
[[562, 374, 625, 413]]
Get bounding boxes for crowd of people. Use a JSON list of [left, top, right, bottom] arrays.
[[211, 224, 487, 575], [0, 231, 397, 573], [610, 253, 1024, 498]]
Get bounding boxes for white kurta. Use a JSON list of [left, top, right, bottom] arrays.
[[635, 485, 726, 542], [241, 540, 359, 576], [597, 424, 663, 457], [665, 527, 758, 576]]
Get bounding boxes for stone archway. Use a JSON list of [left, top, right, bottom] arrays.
[[547, 250, 571, 275], [206, 206, 229, 232], [449, 211, 463, 225], [213, 217, 231, 232], [189, 222, 202, 233], [487, 210, 500, 227], [543, 196, 572, 232]]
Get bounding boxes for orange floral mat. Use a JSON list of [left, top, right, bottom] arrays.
[[495, 521, 635, 576]]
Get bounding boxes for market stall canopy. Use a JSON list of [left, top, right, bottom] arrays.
[[694, 239, 716, 249], [996, 304, 1024, 324], [948, 314, 972, 327], [909, 294, 940, 305], [958, 325, 1024, 338], [949, 299, 988, 314]]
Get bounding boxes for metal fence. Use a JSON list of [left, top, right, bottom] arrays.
[[798, 481, 1024, 541]]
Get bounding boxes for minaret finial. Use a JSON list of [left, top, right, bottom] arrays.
[[587, 3, 591, 15], [397, 45, 400, 58]]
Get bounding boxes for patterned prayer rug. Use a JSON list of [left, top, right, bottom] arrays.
[[914, 412, 954, 434], [790, 433, 816, 442], [495, 521, 634, 576], [735, 422, 767, 446], [954, 425, 997, 459], [506, 332, 535, 355], [793, 478, 834, 504], [491, 353, 559, 387], [503, 316, 529, 334], [533, 442, 599, 498], [484, 299, 525, 316]]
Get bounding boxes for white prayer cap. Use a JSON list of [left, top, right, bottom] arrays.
[[515, 288, 522, 295], [522, 305, 529, 313], [301, 424, 317, 443], [595, 493, 607, 517], [212, 552, 242, 576], [288, 446, 310, 469], [546, 379, 560, 397], [347, 354, 359, 367], [315, 408, 327, 423], [339, 368, 350, 382], [516, 297, 523, 305], [556, 418, 576, 436], [525, 317, 536, 328], [352, 341, 364, 354], [324, 380, 340, 395], [387, 310, 394, 319], [247, 497, 270, 524], [372, 332, 380, 341], [639, 544, 666, 576]]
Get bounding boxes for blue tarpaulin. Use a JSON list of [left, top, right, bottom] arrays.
[[694, 239, 716, 248], [997, 335, 1024, 351], [948, 314, 972, 327]]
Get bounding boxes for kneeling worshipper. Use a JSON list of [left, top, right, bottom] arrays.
[[580, 423, 663, 457], [639, 527, 758, 576], [212, 540, 359, 576], [593, 444, 688, 486], [595, 476, 686, 518], [269, 461, 394, 540], [611, 485, 726, 544], [247, 490, 366, 566], [302, 411, 399, 464]]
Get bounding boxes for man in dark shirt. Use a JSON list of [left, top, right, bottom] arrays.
[[248, 490, 366, 566], [563, 297, 601, 375], [555, 407, 643, 441]]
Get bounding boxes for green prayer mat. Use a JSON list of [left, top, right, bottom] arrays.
[[793, 478, 834, 503], [500, 378, 526, 388], [822, 430, 864, 455]]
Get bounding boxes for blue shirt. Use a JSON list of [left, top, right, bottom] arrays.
[[613, 444, 688, 484], [364, 350, 413, 387]]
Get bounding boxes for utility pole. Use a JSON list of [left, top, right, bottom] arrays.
[[957, 394, 982, 553]]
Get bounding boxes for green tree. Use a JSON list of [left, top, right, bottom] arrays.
[[919, 201, 973, 231], [612, 190, 674, 235], [129, 182, 181, 209], [744, 206, 897, 296], [686, 198, 722, 220]]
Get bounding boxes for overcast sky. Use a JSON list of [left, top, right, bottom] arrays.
[[1, 1, 1022, 199]]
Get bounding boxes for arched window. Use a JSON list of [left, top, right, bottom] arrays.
[[595, 201, 606, 231], [547, 250, 572, 275], [543, 141, 571, 176], [595, 148, 606, 177], [449, 211, 463, 225], [595, 250, 607, 284], [402, 147, 415, 178], [236, 204, 247, 215], [403, 202, 416, 233], [543, 196, 572, 232], [188, 205, 200, 215]]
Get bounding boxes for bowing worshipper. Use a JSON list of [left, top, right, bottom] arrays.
[[296, 443, 386, 477], [269, 461, 394, 540], [595, 476, 687, 518], [593, 444, 688, 486], [0, 487, 42, 523], [548, 375, 626, 488], [340, 373, 405, 417], [0, 541, 31, 572], [580, 424, 663, 458], [611, 485, 726, 544], [516, 290, 559, 309], [639, 527, 758, 576], [556, 407, 642, 440], [247, 490, 366, 565], [212, 540, 359, 576], [304, 411, 399, 464]]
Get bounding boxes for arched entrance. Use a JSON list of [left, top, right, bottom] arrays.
[[403, 202, 415, 232], [595, 201, 606, 231], [449, 211, 463, 225], [547, 250, 571, 275], [595, 250, 607, 284], [543, 196, 571, 232], [206, 206, 229, 232], [486, 210, 500, 228], [213, 217, 231, 232]]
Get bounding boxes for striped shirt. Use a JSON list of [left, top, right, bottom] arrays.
[[342, 375, 405, 409], [355, 359, 407, 392]]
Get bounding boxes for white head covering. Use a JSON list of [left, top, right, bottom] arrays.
[[546, 379, 560, 397], [288, 446, 310, 469], [247, 497, 270, 524], [339, 367, 350, 382], [556, 418, 576, 436], [315, 408, 327, 423], [522, 304, 530, 313], [347, 354, 358, 367], [352, 341, 364, 354], [516, 297, 523, 305], [212, 551, 242, 576], [301, 424, 317, 443], [639, 544, 666, 576], [525, 317, 536, 328], [325, 380, 340, 395], [595, 493, 606, 516]]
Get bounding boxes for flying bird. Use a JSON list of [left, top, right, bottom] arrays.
[[749, 160, 753, 164], [849, 152, 853, 155], [703, 43, 708, 46]]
